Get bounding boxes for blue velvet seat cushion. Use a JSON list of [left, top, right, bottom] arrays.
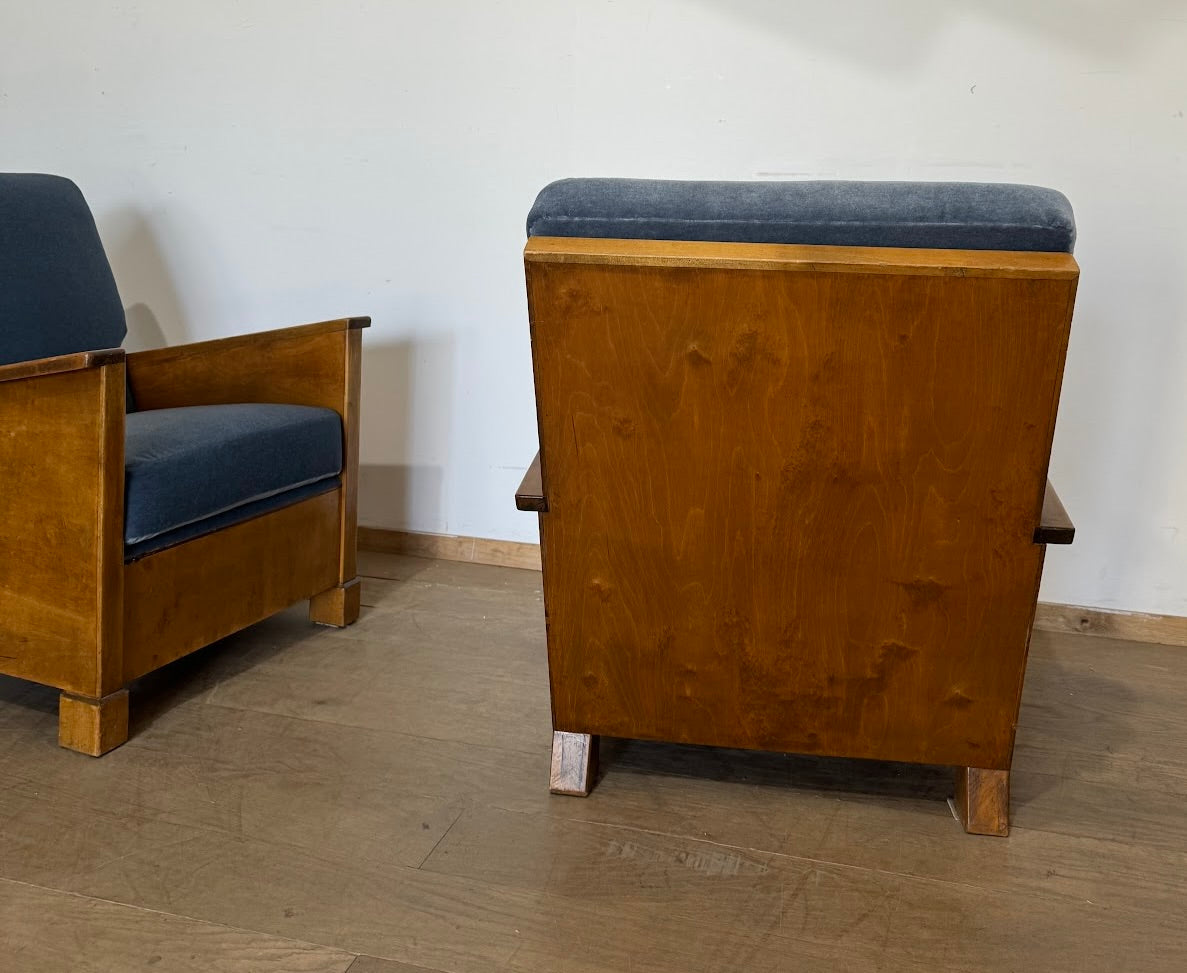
[[526, 179, 1076, 253], [124, 403, 342, 549], [124, 478, 339, 561]]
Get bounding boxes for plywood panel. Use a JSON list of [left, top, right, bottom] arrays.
[[0, 364, 123, 696], [123, 491, 341, 681], [527, 241, 1078, 769]]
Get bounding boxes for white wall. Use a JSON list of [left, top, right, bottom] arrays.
[[4, 2, 1185, 615]]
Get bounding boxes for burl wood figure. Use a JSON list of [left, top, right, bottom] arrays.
[[516, 179, 1079, 836]]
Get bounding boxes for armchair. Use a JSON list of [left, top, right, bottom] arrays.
[[0, 173, 367, 755], [518, 178, 1079, 835]]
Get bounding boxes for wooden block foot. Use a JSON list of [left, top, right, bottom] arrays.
[[953, 766, 1010, 836], [310, 577, 361, 627], [58, 689, 129, 756], [550, 731, 598, 796]]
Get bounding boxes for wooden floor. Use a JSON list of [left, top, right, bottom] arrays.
[[1, 552, 1184, 972]]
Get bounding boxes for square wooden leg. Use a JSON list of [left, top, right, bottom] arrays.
[[550, 731, 598, 796], [58, 689, 129, 756], [954, 766, 1010, 836], [309, 577, 361, 627]]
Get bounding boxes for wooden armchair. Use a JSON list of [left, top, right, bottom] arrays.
[[517, 178, 1078, 835], [0, 173, 367, 755]]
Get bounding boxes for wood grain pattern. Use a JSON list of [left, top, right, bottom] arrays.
[[549, 731, 598, 796], [95, 359, 126, 698], [353, 533, 1181, 651], [126, 318, 367, 413], [122, 491, 341, 681], [1033, 602, 1187, 647], [954, 766, 1010, 836], [0, 359, 124, 696], [526, 235, 1080, 279], [0, 347, 124, 384], [0, 877, 355, 973], [514, 452, 547, 512], [527, 239, 1078, 772], [337, 327, 364, 584], [358, 528, 543, 571], [57, 688, 129, 756], [353, 536, 1187, 655], [345, 958, 443, 973], [1035, 481, 1075, 544], [310, 578, 363, 627]]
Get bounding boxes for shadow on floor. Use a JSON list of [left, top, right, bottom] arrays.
[[600, 737, 955, 803]]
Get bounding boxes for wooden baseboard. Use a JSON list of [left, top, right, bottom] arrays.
[[1032, 602, 1187, 648], [358, 528, 1187, 648], [358, 527, 541, 571]]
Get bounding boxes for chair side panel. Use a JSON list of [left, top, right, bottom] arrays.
[[0, 368, 109, 694], [122, 490, 341, 681], [528, 255, 1076, 769]]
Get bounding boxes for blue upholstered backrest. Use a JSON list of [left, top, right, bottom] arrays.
[[0, 173, 127, 366], [527, 179, 1076, 253]]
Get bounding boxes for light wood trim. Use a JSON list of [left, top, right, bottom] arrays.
[[126, 317, 370, 413], [550, 731, 598, 796], [1034, 481, 1074, 545], [95, 360, 126, 697], [1033, 603, 1187, 648], [337, 327, 363, 583], [122, 491, 341, 681], [358, 527, 542, 571], [0, 347, 124, 384], [309, 578, 362, 627], [525, 237, 1080, 280], [58, 689, 129, 757], [127, 317, 367, 370], [515, 452, 547, 512], [953, 767, 1010, 837]]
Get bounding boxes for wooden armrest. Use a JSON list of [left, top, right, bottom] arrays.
[[0, 348, 124, 385], [0, 348, 124, 695], [1035, 481, 1074, 544], [127, 317, 369, 413], [515, 452, 547, 512]]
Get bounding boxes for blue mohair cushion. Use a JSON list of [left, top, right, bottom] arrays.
[[0, 173, 127, 364], [124, 478, 339, 561], [526, 179, 1076, 253], [124, 403, 342, 549]]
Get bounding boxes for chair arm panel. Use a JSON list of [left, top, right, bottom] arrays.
[[0, 359, 125, 695], [1034, 481, 1075, 544], [515, 452, 547, 512], [0, 347, 124, 385], [126, 317, 369, 415], [129, 316, 367, 585]]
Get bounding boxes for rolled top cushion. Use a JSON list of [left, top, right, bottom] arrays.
[[526, 178, 1075, 253]]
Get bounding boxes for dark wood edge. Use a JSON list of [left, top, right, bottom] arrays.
[[515, 452, 547, 512], [0, 348, 125, 385], [1035, 480, 1075, 545], [127, 317, 363, 368]]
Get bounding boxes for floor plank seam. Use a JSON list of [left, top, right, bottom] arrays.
[[184, 697, 554, 759], [0, 874, 353, 957]]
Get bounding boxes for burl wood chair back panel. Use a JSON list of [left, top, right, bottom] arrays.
[[527, 239, 1078, 770]]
